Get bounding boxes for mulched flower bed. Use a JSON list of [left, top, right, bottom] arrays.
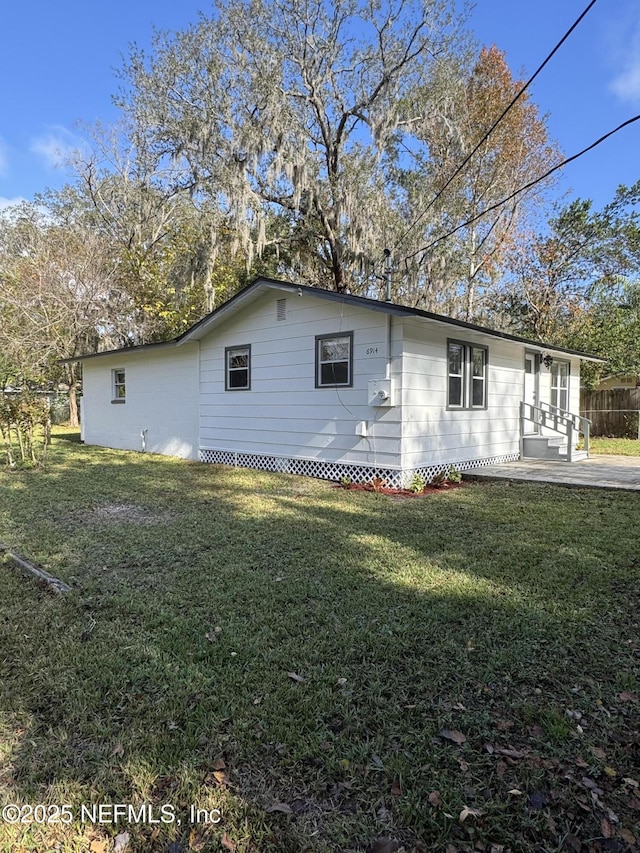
[[334, 480, 465, 498]]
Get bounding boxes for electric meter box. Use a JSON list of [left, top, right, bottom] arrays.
[[368, 379, 393, 407]]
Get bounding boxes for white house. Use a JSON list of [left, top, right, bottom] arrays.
[[71, 277, 600, 488]]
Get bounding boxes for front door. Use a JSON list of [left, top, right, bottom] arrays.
[[523, 351, 539, 433]]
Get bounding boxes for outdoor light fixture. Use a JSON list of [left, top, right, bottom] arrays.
[[542, 353, 554, 369]]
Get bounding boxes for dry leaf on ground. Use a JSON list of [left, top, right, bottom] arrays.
[[440, 729, 466, 744]]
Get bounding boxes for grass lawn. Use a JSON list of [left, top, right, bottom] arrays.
[[0, 429, 639, 853], [588, 437, 640, 457]]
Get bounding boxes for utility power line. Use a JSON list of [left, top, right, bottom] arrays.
[[403, 114, 640, 265], [389, 0, 599, 256]]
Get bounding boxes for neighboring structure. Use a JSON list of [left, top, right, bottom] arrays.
[[69, 278, 601, 488], [592, 373, 638, 391]]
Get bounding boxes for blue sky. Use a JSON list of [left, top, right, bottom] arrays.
[[1, 0, 638, 213]]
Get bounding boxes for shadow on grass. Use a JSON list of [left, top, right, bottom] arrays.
[[52, 428, 83, 444], [1, 441, 639, 852]]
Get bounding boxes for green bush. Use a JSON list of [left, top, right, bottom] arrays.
[[0, 393, 51, 468]]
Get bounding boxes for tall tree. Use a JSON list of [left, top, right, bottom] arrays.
[[491, 182, 640, 382], [115, 0, 471, 294], [397, 45, 560, 317], [0, 203, 128, 424]]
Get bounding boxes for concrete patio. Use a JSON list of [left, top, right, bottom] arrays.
[[464, 454, 640, 491]]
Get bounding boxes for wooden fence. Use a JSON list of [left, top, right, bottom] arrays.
[[580, 388, 640, 438]]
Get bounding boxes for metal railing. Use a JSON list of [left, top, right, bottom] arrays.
[[520, 401, 591, 462]]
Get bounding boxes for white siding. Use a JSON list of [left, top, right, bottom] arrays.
[[79, 285, 584, 476], [401, 319, 527, 468], [400, 321, 583, 467], [199, 292, 403, 469], [81, 344, 199, 460]]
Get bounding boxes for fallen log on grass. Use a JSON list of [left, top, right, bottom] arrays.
[[0, 543, 71, 594]]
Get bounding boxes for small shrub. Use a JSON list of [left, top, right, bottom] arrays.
[[447, 465, 462, 483], [0, 393, 51, 468], [371, 476, 386, 492], [339, 475, 352, 489], [409, 473, 426, 494]]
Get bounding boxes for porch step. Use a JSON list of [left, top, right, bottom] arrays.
[[522, 436, 588, 462]]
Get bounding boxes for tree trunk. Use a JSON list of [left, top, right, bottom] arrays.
[[331, 243, 346, 293], [66, 364, 79, 427], [203, 227, 217, 313]]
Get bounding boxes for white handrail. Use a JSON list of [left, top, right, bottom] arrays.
[[520, 401, 591, 456]]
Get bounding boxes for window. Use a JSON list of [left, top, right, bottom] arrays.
[[316, 333, 353, 387], [112, 369, 126, 403], [447, 341, 487, 409], [550, 360, 569, 410], [225, 345, 251, 390]]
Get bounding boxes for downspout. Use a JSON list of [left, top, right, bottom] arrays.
[[384, 248, 393, 380]]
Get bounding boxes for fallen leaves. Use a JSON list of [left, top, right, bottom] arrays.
[[221, 833, 237, 852], [114, 832, 130, 853], [428, 790, 442, 808], [205, 756, 229, 787], [440, 729, 467, 744], [459, 805, 484, 822]]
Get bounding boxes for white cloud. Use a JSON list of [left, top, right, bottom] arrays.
[[608, 8, 640, 104], [611, 59, 640, 102], [0, 196, 27, 211], [30, 125, 85, 169]]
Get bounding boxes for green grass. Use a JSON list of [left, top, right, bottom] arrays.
[[1, 428, 639, 852], [588, 436, 640, 456]]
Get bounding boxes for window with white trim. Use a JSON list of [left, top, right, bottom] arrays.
[[447, 340, 487, 409], [112, 369, 126, 403], [316, 332, 353, 387], [550, 360, 569, 410], [225, 345, 251, 390]]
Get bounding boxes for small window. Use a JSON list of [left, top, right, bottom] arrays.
[[316, 333, 353, 387], [447, 341, 487, 409], [471, 347, 486, 407], [225, 345, 251, 390], [550, 361, 569, 410], [448, 343, 464, 408], [112, 369, 126, 403]]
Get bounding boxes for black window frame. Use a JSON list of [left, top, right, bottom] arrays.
[[446, 339, 488, 410], [315, 332, 353, 388], [225, 344, 251, 391]]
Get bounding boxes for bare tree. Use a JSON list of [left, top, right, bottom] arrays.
[[0, 203, 128, 424], [397, 46, 560, 318]]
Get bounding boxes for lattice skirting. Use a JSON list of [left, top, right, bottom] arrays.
[[199, 449, 520, 489]]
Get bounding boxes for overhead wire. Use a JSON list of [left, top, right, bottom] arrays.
[[385, 0, 600, 261], [403, 113, 640, 264]]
